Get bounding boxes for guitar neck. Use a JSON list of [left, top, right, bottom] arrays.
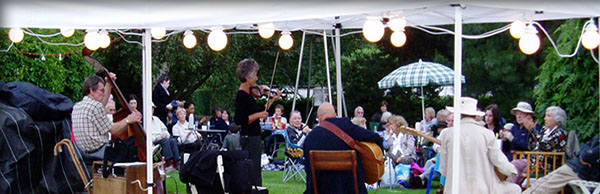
[[399, 126, 441, 145]]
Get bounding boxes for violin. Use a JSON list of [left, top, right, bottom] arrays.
[[250, 84, 277, 98]]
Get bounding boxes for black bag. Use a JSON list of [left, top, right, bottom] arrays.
[[101, 136, 139, 178]]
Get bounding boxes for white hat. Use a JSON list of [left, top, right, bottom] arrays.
[[503, 123, 514, 130], [445, 97, 485, 117], [151, 102, 156, 108], [510, 101, 534, 115]]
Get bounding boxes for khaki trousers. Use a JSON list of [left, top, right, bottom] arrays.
[[522, 165, 579, 194]]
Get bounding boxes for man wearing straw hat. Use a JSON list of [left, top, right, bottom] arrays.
[[439, 97, 521, 194], [501, 101, 541, 160]]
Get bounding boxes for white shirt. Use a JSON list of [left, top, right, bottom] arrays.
[[151, 116, 170, 142], [173, 121, 200, 144]]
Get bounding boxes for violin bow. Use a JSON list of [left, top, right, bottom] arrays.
[[265, 50, 280, 112]]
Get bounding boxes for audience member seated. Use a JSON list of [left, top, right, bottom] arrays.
[[209, 107, 222, 125], [150, 103, 180, 172], [430, 109, 448, 138], [419, 107, 437, 134], [214, 109, 234, 130], [222, 123, 242, 151], [384, 115, 416, 165], [264, 104, 288, 156], [184, 101, 206, 128], [105, 101, 116, 122], [172, 108, 203, 152], [128, 94, 138, 111], [353, 106, 364, 119], [376, 111, 392, 132], [509, 106, 569, 185], [501, 101, 541, 160], [287, 111, 312, 147], [351, 117, 367, 129], [522, 135, 599, 194], [371, 100, 388, 123]]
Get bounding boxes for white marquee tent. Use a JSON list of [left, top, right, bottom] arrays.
[[3, 1, 599, 193]]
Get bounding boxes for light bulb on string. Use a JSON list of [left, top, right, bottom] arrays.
[[84, 29, 100, 51], [388, 17, 406, 32], [509, 20, 526, 39], [9, 27, 24, 43], [98, 30, 111, 49], [151, 27, 166, 40], [41, 54, 46, 61], [278, 31, 293, 50], [390, 30, 407, 47], [258, 23, 275, 39], [519, 24, 540, 55], [207, 27, 228, 51], [581, 22, 600, 50], [58, 54, 62, 61], [182, 30, 197, 49], [60, 28, 75, 38], [362, 17, 384, 42]]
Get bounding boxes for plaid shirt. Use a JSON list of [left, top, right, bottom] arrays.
[[72, 96, 113, 152]]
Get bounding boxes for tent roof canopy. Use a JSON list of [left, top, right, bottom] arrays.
[[3, 1, 599, 30]]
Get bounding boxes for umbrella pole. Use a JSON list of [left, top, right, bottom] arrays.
[[421, 86, 425, 122]]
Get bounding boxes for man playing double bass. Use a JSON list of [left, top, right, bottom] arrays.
[[303, 102, 383, 194], [72, 74, 142, 158]]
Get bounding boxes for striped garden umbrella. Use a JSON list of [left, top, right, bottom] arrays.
[[377, 59, 465, 120]]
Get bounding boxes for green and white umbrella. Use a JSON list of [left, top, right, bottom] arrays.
[[377, 59, 465, 120]]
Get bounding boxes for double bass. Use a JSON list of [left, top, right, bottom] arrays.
[[81, 48, 147, 162]]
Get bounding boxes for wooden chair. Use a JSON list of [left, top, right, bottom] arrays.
[[512, 151, 566, 192], [309, 150, 359, 194]]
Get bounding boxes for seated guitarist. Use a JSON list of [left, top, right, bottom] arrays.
[[72, 75, 142, 158], [303, 102, 383, 194]]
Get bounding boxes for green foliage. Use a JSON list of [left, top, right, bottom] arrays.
[[534, 19, 599, 141], [0, 29, 94, 101]]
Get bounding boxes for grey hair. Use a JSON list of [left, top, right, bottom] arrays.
[[81, 75, 105, 96], [546, 106, 567, 127], [436, 109, 448, 121], [354, 106, 363, 113], [425, 107, 436, 119], [236, 58, 260, 82], [290, 110, 302, 118]]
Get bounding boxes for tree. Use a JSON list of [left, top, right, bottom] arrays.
[[0, 29, 94, 101], [534, 19, 598, 141]]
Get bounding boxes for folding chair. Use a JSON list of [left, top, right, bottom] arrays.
[[309, 150, 359, 194], [282, 129, 306, 183]]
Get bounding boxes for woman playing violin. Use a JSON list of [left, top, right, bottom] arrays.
[[234, 58, 281, 186]]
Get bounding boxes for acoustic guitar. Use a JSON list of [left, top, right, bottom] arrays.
[[319, 121, 384, 184], [397, 126, 508, 181]]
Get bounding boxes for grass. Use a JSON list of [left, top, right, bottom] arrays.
[[165, 170, 440, 194]]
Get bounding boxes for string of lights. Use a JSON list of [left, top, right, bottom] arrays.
[[3, 17, 598, 58]]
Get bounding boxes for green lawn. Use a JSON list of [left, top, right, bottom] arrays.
[[165, 170, 440, 194]]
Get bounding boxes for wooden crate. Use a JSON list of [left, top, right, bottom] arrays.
[[92, 161, 159, 194]]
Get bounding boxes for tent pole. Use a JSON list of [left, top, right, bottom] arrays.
[[334, 21, 344, 116], [323, 30, 333, 104], [291, 31, 306, 112], [421, 86, 425, 121], [451, 5, 463, 194], [142, 29, 154, 194]]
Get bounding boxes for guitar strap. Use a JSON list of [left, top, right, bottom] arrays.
[[320, 121, 383, 165]]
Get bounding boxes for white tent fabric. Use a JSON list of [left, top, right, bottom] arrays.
[[3, 1, 599, 29], [3, 1, 599, 194]]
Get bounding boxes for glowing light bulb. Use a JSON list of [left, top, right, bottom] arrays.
[[8, 27, 24, 43], [84, 29, 100, 51], [581, 23, 600, 50], [278, 31, 293, 50], [207, 27, 228, 51], [510, 20, 526, 39], [151, 27, 166, 40], [362, 18, 384, 42], [98, 30, 111, 49], [258, 23, 275, 39], [388, 17, 406, 32], [390, 31, 407, 47], [519, 24, 540, 55], [60, 28, 75, 38], [182, 30, 197, 49]]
